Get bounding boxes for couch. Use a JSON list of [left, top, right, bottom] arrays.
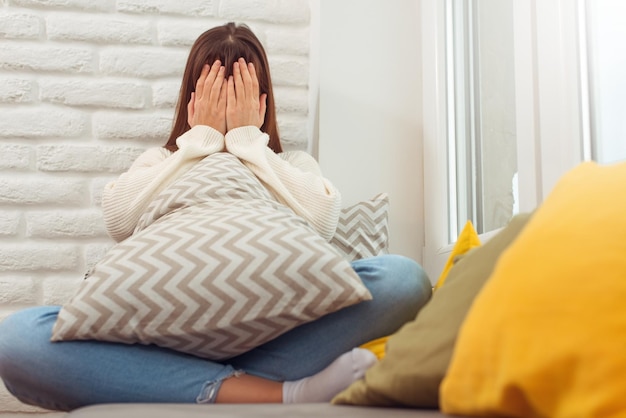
[[64, 403, 452, 417], [13, 161, 626, 418]]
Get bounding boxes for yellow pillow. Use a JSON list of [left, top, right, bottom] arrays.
[[441, 161, 626, 418], [434, 220, 481, 290], [359, 336, 388, 360]]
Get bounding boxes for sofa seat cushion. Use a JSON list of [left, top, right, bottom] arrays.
[[66, 403, 452, 418]]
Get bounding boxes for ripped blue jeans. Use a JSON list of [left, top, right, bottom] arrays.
[[0, 255, 431, 411]]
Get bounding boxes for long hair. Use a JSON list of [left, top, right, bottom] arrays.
[[164, 22, 281, 153]]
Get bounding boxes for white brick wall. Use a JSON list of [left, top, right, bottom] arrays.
[[0, 0, 311, 412]]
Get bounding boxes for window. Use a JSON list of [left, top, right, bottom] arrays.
[[422, 0, 591, 280], [446, 0, 518, 240], [584, 0, 626, 164]]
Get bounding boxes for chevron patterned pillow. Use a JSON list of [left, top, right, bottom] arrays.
[[330, 193, 390, 261], [51, 153, 372, 360]]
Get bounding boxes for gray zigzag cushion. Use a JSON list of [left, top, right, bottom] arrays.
[[51, 152, 372, 360], [330, 193, 389, 261]]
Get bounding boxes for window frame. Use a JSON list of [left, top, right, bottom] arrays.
[[421, 0, 587, 281]]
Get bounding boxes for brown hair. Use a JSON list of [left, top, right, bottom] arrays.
[[164, 22, 281, 153]]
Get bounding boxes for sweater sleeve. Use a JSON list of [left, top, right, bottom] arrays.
[[225, 126, 341, 241], [102, 125, 225, 242]]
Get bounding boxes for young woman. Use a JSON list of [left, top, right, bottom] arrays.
[[0, 23, 432, 411]]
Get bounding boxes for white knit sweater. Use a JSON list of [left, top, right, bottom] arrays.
[[102, 125, 341, 243]]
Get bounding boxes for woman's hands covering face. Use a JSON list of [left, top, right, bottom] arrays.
[[187, 58, 267, 135], [187, 60, 227, 135], [227, 58, 267, 131]]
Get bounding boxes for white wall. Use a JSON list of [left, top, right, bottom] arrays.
[[0, 0, 311, 412], [317, 0, 424, 264]]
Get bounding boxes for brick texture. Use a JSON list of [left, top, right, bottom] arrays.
[[0, 2, 311, 411]]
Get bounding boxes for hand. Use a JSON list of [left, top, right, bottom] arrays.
[[226, 58, 267, 131], [187, 60, 227, 135]]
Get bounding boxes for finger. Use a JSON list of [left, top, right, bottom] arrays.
[[203, 60, 222, 99], [210, 65, 226, 102], [227, 75, 236, 110], [195, 64, 210, 100], [187, 92, 195, 126], [218, 78, 227, 110], [248, 62, 260, 100], [217, 78, 228, 134], [233, 61, 244, 100], [258, 93, 267, 127], [238, 58, 253, 98], [226, 75, 236, 130]]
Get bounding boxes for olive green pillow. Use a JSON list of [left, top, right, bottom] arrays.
[[332, 213, 532, 408]]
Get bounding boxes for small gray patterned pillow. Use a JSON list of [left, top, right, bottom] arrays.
[[51, 153, 372, 360], [330, 194, 390, 261]]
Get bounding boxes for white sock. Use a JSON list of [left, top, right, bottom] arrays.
[[282, 347, 377, 403]]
